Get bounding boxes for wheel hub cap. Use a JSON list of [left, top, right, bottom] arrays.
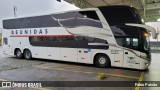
[[99, 57, 106, 64]]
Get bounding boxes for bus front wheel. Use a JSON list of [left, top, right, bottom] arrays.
[[24, 49, 32, 60], [15, 49, 23, 59], [95, 54, 111, 68]]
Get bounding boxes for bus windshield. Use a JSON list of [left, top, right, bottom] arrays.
[[98, 6, 150, 53]]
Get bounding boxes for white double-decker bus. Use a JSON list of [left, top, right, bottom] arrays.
[[2, 6, 157, 70]]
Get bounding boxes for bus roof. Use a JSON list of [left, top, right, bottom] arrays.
[[3, 8, 98, 21], [3, 5, 134, 21]]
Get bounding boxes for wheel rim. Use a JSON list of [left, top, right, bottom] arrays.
[[25, 51, 30, 59], [99, 57, 106, 65], [17, 51, 21, 57]]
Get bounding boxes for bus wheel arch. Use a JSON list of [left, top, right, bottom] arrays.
[[14, 48, 23, 59], [93, 53, 111, 68], [23, 49, 32, 60]]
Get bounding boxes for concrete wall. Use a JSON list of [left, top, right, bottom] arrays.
[[150, 41, 160, 53], [146, 22, 160, 41]]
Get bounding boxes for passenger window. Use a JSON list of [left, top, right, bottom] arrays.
[[41, 15, 60, 27], [61, 36, 75, 41], [133, 38, 139, 50], [84, 37, 95, 42], [125, 38, 131, 47], [75, 36, 84, 41], [16, 18, 28, 29], [95, 38, 108, 44], [115, 36, 139, 50], [115, 37, 123, 46], [76, 11, 102, 28], [28, 16, 42, 28], [48, 37, 57, 41], [3, 19, 17, 29], [30, 37, 42, 42]]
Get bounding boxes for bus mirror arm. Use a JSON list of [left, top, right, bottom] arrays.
[[125, 23, 158, 39]]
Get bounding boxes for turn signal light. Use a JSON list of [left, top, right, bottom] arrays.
[[144, 33, 150, 37]]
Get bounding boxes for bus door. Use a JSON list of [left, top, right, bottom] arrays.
[[123, 50, 140, 69], [77, 36, 92, 63], [123, 37, 140, 69], [78, 48, 92, 63], [112, 50, 124, 67]]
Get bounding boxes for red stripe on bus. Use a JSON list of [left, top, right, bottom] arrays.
[[10, 34, 73, 37]]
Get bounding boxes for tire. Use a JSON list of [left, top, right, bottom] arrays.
[[15, 49, 23, 59], [95, 54, 111, 68], [24, 49, 32, 60]]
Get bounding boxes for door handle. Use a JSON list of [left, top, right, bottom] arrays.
[[125, 52, 128, 54], [79, 50, 81, 53]]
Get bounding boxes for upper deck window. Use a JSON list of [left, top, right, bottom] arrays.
[[76, 11, 103, 28]]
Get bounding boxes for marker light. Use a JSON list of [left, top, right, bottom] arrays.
[[144, 33, 150, 37]]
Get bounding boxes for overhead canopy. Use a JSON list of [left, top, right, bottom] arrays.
[[64, 0, 160, 22]]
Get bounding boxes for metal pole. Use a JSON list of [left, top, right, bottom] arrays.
[[14, 6, 17, 17]]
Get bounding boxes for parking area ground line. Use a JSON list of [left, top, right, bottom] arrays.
[[104, 73, 140, 80], [33, 64, 67, 68], [135, 72, 144, 90], [72, 67, 86, 71], [35, 65, 140, 80], [111, 68, 141, 73]]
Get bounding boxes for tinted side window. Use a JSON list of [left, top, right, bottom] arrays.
[[76, 36, 107, 44], [95, 38, 108, 44], [115, 36, 139, 50], [76, 11, 102, 28], [84, 37, 95, 42], [132, 38, 139, 50], [61, 36, 75, 41], [16, 18, 28, 29], [28, 16, 42, 28], [115, 38, 123, 46], [29, 37, 61, 47], [41, 15, 60, 27], [53, 12, 76, 27], [3, 19, 17, 29], [61, 36, 77, 48], [124, 38, 131, 48], [30, 37, 43, 42]]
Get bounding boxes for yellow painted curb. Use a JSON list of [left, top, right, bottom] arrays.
[[135, 72, 144, 90], [96, 73, 106, 80]]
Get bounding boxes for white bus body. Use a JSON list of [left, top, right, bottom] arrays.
[[2, 6, 157, 70]]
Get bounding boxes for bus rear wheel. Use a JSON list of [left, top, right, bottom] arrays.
[[95, 54, 111, 68], [24, 49, 32, 60], [15, 49, 23, 59]]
